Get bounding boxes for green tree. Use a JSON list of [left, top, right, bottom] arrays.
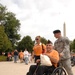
[[0, 25, 12, 54], [0, 3, 21, 49], [70, 39, 75, 52], [0, 4, 6, 24], [41, 37, 47, 44], [17, 36, 34, 52]]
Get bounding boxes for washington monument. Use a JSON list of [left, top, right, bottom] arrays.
[[63, 22, 66, 37]]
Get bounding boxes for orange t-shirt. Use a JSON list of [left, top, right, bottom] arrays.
[[46, 50, 59, 67], [19, 52, 24, 59], [33, 43, 46, 56]]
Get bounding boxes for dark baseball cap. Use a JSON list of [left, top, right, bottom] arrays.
[[53, 30, 61, 34]]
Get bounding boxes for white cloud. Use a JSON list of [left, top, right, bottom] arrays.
[[0, 0, 75, 42]]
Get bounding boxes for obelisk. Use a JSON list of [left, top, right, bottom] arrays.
[[63, 22, 66, 37]]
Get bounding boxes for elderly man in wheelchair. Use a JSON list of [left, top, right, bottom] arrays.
[[26, 40, 60, 75]]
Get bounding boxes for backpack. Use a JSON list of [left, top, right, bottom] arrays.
[[42, 44, 45, 53]]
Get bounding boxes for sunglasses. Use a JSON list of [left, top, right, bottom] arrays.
[[35, 38, 39, 40]]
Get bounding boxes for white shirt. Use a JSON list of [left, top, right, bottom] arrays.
[[24, 51, 29, 58]]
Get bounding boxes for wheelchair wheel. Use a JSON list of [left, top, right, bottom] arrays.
[[51, 67, 68, 75]]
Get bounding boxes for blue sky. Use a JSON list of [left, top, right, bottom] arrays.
[[0, 0, 75, 42]]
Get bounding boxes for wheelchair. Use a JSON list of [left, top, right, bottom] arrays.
[[27, 64, 68, 75], [39, 65, 68, 75], [44, 64, 68, 75], [40, 66, 68, 75], [51, 66, 68, 75]]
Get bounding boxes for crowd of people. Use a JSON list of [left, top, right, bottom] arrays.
[[7, 49, 31, 65]]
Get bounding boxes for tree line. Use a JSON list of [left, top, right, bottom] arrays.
[[0, 3, 75, 54], [0, 3, 20, 54]]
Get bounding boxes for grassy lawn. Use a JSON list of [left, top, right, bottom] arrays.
[[0, 55, 7, 61]]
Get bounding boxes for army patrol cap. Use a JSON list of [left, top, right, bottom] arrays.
[[53, 29, 61, 34]]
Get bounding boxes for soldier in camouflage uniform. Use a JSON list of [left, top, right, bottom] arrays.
[[53, 30, 73, 75]]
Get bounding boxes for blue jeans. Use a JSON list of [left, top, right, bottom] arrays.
[[24, 57, 29, 64], [14, 55, 18, 63]]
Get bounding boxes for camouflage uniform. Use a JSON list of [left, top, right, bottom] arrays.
[[54, 37, 73, 75]]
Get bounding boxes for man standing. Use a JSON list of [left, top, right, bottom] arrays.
[[24, 49, 29, 65], [53, 29, 73, 75], [14, 50, 18, 63]]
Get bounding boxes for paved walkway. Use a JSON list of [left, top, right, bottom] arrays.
[[0, 61, 75, 75]]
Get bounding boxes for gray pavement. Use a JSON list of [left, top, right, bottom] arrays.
[[0, 61, 75, 75]]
